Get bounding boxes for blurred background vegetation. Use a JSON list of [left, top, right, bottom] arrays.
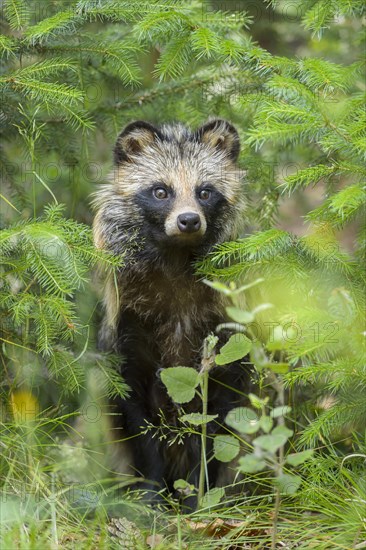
[[0, 0, 365, 548]]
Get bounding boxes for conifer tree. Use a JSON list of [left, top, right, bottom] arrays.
[[0, 0, 365, 545]]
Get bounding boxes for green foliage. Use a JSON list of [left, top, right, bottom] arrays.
[[215, 333, 252, 365], [0, 0, 365, 547], [213, 434, 240, 462], [4, 0, 30, 31], [158, 283, 312, 515], [160, 366, 200, 404], [0, 204, 125, 395]]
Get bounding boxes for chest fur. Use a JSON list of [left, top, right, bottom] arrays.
[[120, 268, 223, 367]]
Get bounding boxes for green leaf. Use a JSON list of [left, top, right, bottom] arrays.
[[270, 406, 292, 418], [260, 415, 273, 433], [160, 367, 200, 404], [231, 279, 264, 294], [203, 279, 232, 295], [274, 474, 302, 495], [201, 487, 225, 508], [266, 325, 291, 351], [173, 479, 195, 492], [215, 334, 252, 365], [213, 435, 240, 463], [253, 425, 293, 453], [253, 434, 287, 453], [286, 449, 314, 466], [225, 407, 260, 434], [226, 307, 254, 324], [180, 413, 217, 426], [249, 393, 268, 409], [238, 455, 266, 473], [265, 362, 290, 374], [272, 425, 294, 438], [252, 303, 273, 315]]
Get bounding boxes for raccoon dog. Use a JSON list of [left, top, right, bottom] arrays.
[[93, 119, 251, 507]]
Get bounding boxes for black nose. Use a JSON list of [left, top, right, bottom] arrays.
[[177, 212, 201, 233]]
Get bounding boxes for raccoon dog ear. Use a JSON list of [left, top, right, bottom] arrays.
[[195, 119, 240, 162], [114, 121, 162, 164]]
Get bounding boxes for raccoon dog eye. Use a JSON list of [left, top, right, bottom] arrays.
[[199, 189, 211, 201], [153, 187, 168, 200]]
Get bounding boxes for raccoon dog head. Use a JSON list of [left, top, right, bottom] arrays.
[[98, 119, 244, 256]]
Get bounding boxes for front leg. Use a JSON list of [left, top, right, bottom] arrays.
[[116, 392, 165, 499], [113, 311, 166, 496]]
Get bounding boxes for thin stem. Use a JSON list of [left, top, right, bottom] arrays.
[[197, 335, 217, 509], [272, 487, 281, 550], [176, 513, 182, 550], [30, 140, 36, 218], [50, 473, 59, 547], [198, 366, 209, 509], [272, 373, 285, 550]]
